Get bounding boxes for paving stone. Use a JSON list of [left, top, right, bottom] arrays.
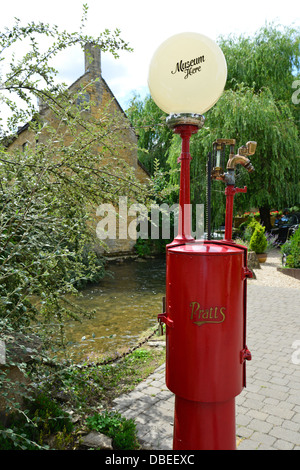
[[269, 426, 300, 446], [250, 431, 276, 446], [248, 418, 273, 433], [273, 439, 295, 450]]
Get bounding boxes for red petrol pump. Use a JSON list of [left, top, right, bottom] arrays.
[[148, 32, 256, 450], [158, 133, 256, 450]]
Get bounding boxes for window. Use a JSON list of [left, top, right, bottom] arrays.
[[22, 142, 29, 152], [76, 92, 90, 112]]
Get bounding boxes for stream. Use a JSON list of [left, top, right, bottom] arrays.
[[64, 257, 166, 361]]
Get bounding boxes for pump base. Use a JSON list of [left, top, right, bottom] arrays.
[[173, 395, 236, 450]]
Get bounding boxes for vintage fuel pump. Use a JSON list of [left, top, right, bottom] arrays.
[[211, 138, 256, 241], [148, 32, 256, 450]]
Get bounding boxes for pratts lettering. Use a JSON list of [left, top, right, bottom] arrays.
[[190, 301, 226, 326]]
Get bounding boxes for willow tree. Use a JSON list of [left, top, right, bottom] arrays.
[[181, 85, 300, 231], [218, 23, 300, 125], [166, 24, 300, 231]]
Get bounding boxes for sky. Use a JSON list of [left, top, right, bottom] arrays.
[[0, 0, 299, 111]]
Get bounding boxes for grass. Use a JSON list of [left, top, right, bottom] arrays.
[[54, 328, 166, 410], [69, 345, 165, 409]]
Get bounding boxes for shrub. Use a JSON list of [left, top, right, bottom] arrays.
[[0, 424, 39, 450], [281, 239, 292, 258], [87, 410, 139, 450], [285, 227, 300, 268], [0, 393, 73, 450], [241, 218, 260, 242], [27, 393, 73, 435], [249, 224, 268, 253], [135, 237, 151, 257]]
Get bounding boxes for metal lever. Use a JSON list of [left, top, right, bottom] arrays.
[[158, 296, 174, 331], [241, 347, 252, 363], [158, 297, 166, 335]]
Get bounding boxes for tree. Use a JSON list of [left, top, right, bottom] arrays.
[[126, 93, 174, 175], [201, 85, 299, 230], [218, 23, 300, 125], [168, 85, 300, 231], [211, 23, 300, 229]]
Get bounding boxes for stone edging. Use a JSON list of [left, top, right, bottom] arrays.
[[277, 267, 300, 280]]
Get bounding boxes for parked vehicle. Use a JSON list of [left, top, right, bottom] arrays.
[[271, 212, 300, 244]]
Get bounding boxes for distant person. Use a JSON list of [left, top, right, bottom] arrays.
[[281, 209, 289, 223], [274, 214, 282, 226]]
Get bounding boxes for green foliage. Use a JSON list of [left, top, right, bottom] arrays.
[[0, 424, 41, 450], [281, 240, 292, 258], [218, 23, 300, 124], [0, 6, 151, 433], [87, 410, 139, 450], [29, 346, 164, 414], [0, 149, 107, 331], [27, 393, 73, 435], [87, 410, 121, 435], [135, 237, 152, 257], [249, 224, 268, 254], [0, 8, 147, 335], [0, 393, 73, 449], [0, 344, 164, 450], [127, 348, 152, 362], [170, 84, 299, 229], [243, 218, 261, 242], [113, 418, 138, 450], [285, 227, 300, 268], [126, 94, 173, 175], [208, 86, 299, 208]]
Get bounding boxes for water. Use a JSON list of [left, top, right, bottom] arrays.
[[64, 257, 166, 360]]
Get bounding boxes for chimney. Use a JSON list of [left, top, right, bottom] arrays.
[[84, 43, 101, 76]]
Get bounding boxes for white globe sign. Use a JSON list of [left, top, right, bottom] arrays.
[[148, 32, 227, 115]]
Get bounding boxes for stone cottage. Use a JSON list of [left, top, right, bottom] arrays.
[[6, 44, 150, 256]]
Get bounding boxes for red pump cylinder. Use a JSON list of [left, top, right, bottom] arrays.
[[159, 239, 252, 450]]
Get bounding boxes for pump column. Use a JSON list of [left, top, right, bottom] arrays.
[[173, 397, 236, 450]]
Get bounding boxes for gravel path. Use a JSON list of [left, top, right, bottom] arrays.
[[250, 249, 299, 289]]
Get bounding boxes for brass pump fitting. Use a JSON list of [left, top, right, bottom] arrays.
[[226, 141, 256, 172], [226, 155, 254, 172], [211, 139, 256, 180]]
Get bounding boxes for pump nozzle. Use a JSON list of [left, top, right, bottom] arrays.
[[226, 141, 256, 172], [226, 155, 254, 172]]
